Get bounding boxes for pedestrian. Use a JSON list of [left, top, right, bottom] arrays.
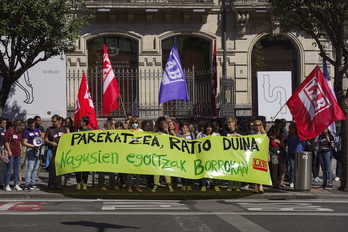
[[4, 120, 24, 191], [286, 122, 306, 188], [0, 117, 7, 190], [22, 118, 42, 191], [318, 128, 334, 189], [267, 124, 286, 189]]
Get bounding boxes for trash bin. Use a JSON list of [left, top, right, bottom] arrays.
[[295, 151, 312, 191]]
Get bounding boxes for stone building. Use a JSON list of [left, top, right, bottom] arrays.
[[66, 0, 332, 120]]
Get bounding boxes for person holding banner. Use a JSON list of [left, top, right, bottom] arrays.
[[75, 116, 91, 190], [98, 120, 119, 191], [177, 122, 196, 191], [220, 117, 245, 192], [45, 115, 69, 190], [151, 120, 174, 193], [250, 120, 267, 193], [126, 117, 143, 193], [200, 121, 221, 192]]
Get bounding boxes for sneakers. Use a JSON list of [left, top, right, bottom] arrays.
[[82, 184, 87, 191], [5, 185, 12, 192], [236, 188, 241, 192], [76, 183, 81, 190], [168, 185, 174, 193], [201, 186, 207, 192], [100, 186, 108, 191], [186, 186, 192, 192], [14, 185, 22, 191], [214, 186, 220, 192], [289, 183, 294, 188], [135, 187, 142, 193], [29, 185, 38, 190], [23, 185, 31, 191], [314, 177, 321, 182], [151, 185, 158, 193]]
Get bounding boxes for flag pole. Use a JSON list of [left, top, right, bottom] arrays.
[[269, 102, 288, 123], [119, 94, 127, 119]]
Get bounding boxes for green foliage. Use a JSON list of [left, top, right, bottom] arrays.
[[0, 0, 88, 78], [0, 0, 88, 110]]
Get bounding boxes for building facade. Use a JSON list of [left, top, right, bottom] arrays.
[[66, 0, 333, 120]]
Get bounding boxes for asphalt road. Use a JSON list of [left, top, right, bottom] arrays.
[[1, 199, 348, 232]]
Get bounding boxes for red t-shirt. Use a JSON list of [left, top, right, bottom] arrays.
[[4, 128, 22, 157]]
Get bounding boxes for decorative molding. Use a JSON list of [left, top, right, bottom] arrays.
[[270, 15, 280, 36], [236, 11, 249, 37]]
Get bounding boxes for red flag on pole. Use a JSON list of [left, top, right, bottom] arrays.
[[286, 66, 346, 140], [74, 71, 99, 130], [102, 44, 120, 115], [211, 40, 217, 117]]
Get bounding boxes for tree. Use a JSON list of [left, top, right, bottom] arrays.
[[270, 0, 348, 191], [0, 0, 88, 114]]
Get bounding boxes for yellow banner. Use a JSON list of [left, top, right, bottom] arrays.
[[55, 130, 272, 185]]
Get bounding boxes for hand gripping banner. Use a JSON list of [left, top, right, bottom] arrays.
[[55, 130, 272, 185]]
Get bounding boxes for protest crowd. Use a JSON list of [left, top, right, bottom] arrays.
[[0, 114, 342, 194]]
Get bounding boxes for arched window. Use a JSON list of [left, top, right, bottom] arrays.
[[251, 35, 299, 117]]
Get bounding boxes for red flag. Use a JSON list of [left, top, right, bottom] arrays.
[[211, 40, 217, 117], [102, 44, 120, 115], [74, 71, 99, 130], [286, 66, 346, 140]]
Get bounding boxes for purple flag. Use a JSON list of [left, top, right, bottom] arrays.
[[158, 39, 189, 104], [323, 59, 337, 135]]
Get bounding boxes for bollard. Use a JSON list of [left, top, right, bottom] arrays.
[[295, 151, 312, 191]]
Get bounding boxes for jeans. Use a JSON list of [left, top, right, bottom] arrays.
[[319, 149, 333, 186], [6, 156, 21, 185], [25, 148, 40, 186], [289, 153, 295, 183]]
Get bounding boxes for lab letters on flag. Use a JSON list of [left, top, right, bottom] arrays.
[[74, 71, 99, 130], [286, 66, 346, 140], [102, 44, 120, 115], [158, 39, 189, 104], [322, 59, 337, 135]]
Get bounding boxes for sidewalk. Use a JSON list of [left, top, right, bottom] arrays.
[[1, 170, 348, 200]]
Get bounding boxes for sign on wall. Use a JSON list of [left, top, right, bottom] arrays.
[[1, 54, 66, 120], [257, 71, 292, 121]]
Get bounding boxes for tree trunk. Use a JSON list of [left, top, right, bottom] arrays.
[[339, 116, 348, 191], [0, 74, 13, 116]]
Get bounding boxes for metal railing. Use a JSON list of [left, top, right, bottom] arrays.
[[66, 68, 224, 119]]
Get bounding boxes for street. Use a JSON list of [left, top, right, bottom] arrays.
[[1, 199, 347, 232]]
